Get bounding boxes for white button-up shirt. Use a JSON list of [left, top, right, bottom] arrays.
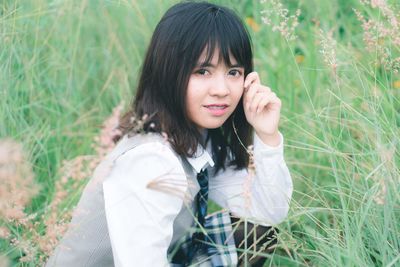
[[103, 132, 292, 266]]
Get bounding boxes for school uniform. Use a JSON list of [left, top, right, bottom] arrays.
[[46, 131, 292, 267]]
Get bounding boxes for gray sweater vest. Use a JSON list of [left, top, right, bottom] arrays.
[[46, 133, 200, 267]]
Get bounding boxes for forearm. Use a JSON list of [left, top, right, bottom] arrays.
[[209, 132, 293, 225], [248, 131, 293, 224], [254, 130, 281, 147]]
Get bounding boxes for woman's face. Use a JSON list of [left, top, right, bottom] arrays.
[[186, 49, 245, 130]]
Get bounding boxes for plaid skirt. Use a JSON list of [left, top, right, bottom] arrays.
[[169, 209, 238, 267], [169, 210, 278, 267]]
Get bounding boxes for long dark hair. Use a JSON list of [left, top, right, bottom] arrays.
[[118, 1, 253, 172]]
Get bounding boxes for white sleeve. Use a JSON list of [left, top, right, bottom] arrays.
[[209, 132, 293, 226], [103, 142, 187, 267]]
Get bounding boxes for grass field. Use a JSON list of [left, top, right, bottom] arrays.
[[1, 0, 399, 266]]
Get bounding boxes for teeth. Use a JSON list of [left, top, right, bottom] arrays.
[[208, 106, 225, 110]]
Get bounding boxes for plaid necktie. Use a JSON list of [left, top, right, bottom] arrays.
[[196, 168, 209, 229], [187, 168, 209, 260], [170, 168, 209, 265]]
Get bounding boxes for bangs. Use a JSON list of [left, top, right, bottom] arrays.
[[182, 5, 253, 73]]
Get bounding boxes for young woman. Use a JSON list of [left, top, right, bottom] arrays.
[[47, 2, 292, 266]]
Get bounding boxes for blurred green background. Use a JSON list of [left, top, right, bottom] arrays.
[[1, 0, 399, 266]]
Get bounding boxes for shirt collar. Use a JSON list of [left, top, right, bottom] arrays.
[[186, 143, 215, 173]]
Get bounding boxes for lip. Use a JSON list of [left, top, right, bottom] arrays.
[[203, 104, 229, 116]]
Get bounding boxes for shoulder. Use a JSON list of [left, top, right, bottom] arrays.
[[109, 133, 177, 163], [112, 133, 181, 168], [104, 133, 187, 194]]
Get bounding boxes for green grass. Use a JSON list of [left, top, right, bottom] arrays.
[[1, 0, 399, 266]]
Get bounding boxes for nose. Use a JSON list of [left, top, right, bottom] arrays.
[[209, 74, 230, 97]]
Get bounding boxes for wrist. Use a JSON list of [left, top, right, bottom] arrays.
[[255, 130, 281, 147]]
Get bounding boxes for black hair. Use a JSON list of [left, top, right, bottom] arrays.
[[118, 1, 254, 172]]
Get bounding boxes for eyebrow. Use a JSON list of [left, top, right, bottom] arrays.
[[195, 62, 244, 68]]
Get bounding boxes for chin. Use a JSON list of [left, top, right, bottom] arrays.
[[200, 120, 227, 129]]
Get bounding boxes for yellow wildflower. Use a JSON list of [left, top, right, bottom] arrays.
[[393, 80, 400, 89], [245, 17, 260, 32], [295, 55, 305, 64]]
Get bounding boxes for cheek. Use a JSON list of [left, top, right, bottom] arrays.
[[185, 78, 205, 118], [186, 83, 200, 104], [232, 82, 244, 102]]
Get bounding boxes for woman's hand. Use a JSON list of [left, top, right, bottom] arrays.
[[243, 72, 281, 146]]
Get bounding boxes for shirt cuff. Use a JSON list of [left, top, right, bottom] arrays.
[[253, 131, 284, 162]]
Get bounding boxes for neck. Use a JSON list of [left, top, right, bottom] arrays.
[[198, 128, 208, 147]]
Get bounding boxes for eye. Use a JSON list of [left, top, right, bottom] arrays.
[[228, 69, 243, 77], [194, 68, 210, 75]]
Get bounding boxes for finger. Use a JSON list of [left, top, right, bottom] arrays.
[[271, 95, 282, 110], [244, 85, 271, 111], [255, 94, 274, 114], [244, 83, 261, 111], [250, 92, 268, 114], [256, 93, 281, 113], [252, 91, 275, 113], [244, 72, 260, 90]]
